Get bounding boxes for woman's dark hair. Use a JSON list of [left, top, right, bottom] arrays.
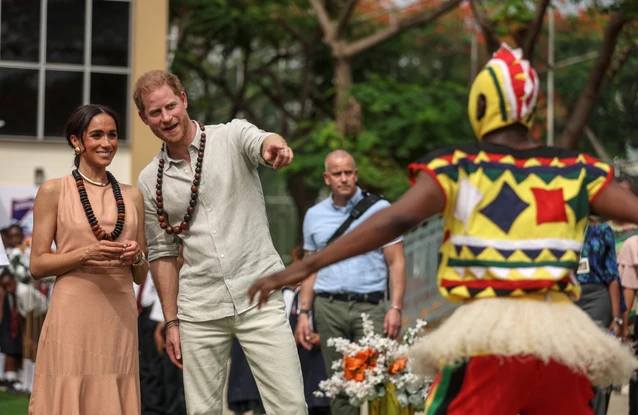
[[65, 104, 120, 168], [0, 266, 14, 280]]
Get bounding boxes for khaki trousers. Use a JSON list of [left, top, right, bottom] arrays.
[[314, 296, 385, 415], [179, 292, 307, 415]]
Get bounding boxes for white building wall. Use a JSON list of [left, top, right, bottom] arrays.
[[0, 141, 132, 186]]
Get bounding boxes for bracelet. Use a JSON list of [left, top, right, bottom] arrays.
[[299, 309, 311, 315], [164, 319, 180, 330], [391, 305, 402, 313], [132, 251, 146, 267]]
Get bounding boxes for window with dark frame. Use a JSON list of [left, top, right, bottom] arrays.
[[0, 0, 131, 140]]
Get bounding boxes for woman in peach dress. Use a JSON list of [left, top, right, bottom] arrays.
[[28, 104, 148, 414]]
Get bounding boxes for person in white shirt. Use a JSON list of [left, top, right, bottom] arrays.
[[0, 267, 48, 388]]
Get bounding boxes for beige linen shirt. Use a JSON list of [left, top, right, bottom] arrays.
[[137, 119, 284, 322]]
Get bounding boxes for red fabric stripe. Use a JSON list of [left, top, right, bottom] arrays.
[[407, 162, 448, 208], [440, 277, 571, 290]]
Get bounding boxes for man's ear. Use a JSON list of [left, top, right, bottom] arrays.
[[323, 171, 330, 186], [181, 91, 188, 109], [138, 110, 149, 125]]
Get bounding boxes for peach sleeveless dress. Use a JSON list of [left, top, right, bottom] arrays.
[[29, 174, 140, 415]]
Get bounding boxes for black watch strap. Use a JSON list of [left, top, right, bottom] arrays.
[[299, 309, 311, 315]]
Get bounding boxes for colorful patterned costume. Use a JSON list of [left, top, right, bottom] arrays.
[[407, 45, 637, 414], [409, 143, 612, 303]]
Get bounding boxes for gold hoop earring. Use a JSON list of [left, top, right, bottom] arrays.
[[74, 147, 81, 155]]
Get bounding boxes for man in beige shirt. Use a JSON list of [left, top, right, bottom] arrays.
[[135, 70, 306, 415]]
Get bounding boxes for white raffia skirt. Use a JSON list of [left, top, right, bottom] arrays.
[[408, 292, 638, 386]]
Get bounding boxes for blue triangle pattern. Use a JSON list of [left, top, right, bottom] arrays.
[[522, 249, 543, 260], [480, 183, 530, 233], [467, 245, 485, 256]]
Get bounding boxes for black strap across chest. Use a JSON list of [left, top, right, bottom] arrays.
[[326, 191, 382, 245]]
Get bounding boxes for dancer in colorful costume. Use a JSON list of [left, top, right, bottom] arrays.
[[248, 44, 638, 414]]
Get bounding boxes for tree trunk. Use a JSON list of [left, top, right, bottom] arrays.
[[287, 176, 320, 244], [556, 12, 627, 149], [334, 56, 361, 136]]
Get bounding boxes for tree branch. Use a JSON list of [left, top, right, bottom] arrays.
[[605, 39, 637, 85], [335, 0, 359, 39], [469, 0, 500, 55], [254, 75, 302, 124], [522, 0, 551, 60], [276, 16, 308, 47], [557, 12, 628, 149], [584, 126, 611, 162], [299, 29, 322, 120], [252, 50, 292, 74], [309, 0, 335, 44], [343, 0, 463, 58]]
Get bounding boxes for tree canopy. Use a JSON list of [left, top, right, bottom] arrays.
[[169, 0, 638, 241]]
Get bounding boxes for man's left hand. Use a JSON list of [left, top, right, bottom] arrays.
[[384, 308, 402, 340], [263, 143, 294, 169]]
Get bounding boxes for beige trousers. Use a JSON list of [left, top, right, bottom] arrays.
[[179, 292, 307, 415]]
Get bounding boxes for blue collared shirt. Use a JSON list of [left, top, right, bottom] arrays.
[[303, 187, 402, 294]]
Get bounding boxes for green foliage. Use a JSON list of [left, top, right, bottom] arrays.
[[284, 74, 472, 201], [170, 0, 637, 202]]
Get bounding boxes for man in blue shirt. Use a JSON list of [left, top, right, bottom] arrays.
[[295, 150, 406, 415]]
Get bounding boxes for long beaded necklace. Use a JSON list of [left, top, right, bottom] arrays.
[[72, 169, 125, 241], [155, 122, 206, 235]]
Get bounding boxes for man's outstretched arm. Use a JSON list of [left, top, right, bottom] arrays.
[[248, 171, 445, 306]]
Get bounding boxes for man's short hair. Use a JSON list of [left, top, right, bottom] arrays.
[[133, 70, 184, 113]]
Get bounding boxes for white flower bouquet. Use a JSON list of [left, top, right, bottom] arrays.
[[315, 313, 430, 412], [6, 243, 32, 283]]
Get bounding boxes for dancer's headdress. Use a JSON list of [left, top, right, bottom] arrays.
[[468, 43, 539, 140]]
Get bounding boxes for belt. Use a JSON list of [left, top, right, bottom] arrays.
[[316, 291, 385, 304]]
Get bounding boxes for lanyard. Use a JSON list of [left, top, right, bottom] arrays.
[[579, 222, 590, 261]]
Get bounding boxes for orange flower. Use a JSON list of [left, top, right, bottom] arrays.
[[342, 348, 378, 382], [388, 357, 408, 375]]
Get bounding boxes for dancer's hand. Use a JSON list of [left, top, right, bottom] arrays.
[[248, 261, 313, 308], [154, 322, 165, 356], [166, 325, 183, 370], [384, 309, 402, 340], [263, 143, 294, 169], [295, 314, 313, 351]]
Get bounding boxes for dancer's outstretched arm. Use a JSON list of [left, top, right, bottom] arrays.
[[592, 180, 638, 224], [248, 171, 445, 307]]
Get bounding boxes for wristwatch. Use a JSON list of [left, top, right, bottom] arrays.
[[613, 316, 623, 326], [299, 309, 311, 315]]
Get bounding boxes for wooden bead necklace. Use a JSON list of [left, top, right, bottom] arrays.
[[155, 122, 206, 235], [72, 169, 125, 241]]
